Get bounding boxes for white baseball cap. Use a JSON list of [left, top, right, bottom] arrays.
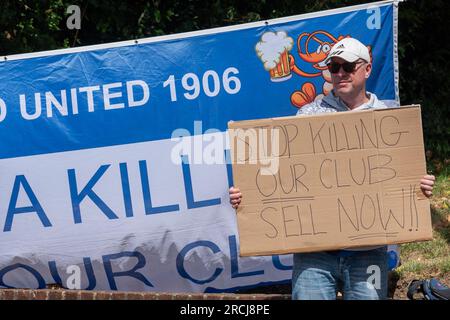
[[324, 37, 370, 64]]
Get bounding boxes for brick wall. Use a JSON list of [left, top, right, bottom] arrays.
[[0, 289, 291, 300]]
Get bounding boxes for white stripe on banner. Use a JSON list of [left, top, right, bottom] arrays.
[[0, 133, 292, 291]]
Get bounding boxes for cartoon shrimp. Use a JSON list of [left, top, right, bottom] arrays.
[[256, 31, 373, 109], [288, 31, 346, 108]]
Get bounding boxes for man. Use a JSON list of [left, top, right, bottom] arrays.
[[229, 37, 436, 300]]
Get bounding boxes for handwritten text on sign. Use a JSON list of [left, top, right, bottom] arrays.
[[228, 106, 432, 256]]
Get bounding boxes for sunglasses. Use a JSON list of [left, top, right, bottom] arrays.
[[327, 61, 365, 74]]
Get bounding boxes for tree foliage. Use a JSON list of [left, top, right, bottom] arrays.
[[0, 0, 448, 160]]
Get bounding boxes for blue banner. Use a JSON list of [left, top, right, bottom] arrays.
[[0, 1, 398, 292], [0, 3, 397, 159]]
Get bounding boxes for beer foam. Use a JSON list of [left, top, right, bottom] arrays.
[[256, 31, 294, 70]]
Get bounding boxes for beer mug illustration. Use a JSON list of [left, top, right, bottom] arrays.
[[256, 31, 294, 82]]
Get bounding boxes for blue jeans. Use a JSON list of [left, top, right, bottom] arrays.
[[292, 247, 388, 300]]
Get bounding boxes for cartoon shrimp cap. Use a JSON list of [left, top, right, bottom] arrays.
[[324, 37, 370, 64]]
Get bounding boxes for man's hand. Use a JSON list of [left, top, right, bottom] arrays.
[[229, 187, 242, 209], [420, 174, 435, 198]]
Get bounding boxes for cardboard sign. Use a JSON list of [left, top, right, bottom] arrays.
[[228, 105, 432, 256]]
